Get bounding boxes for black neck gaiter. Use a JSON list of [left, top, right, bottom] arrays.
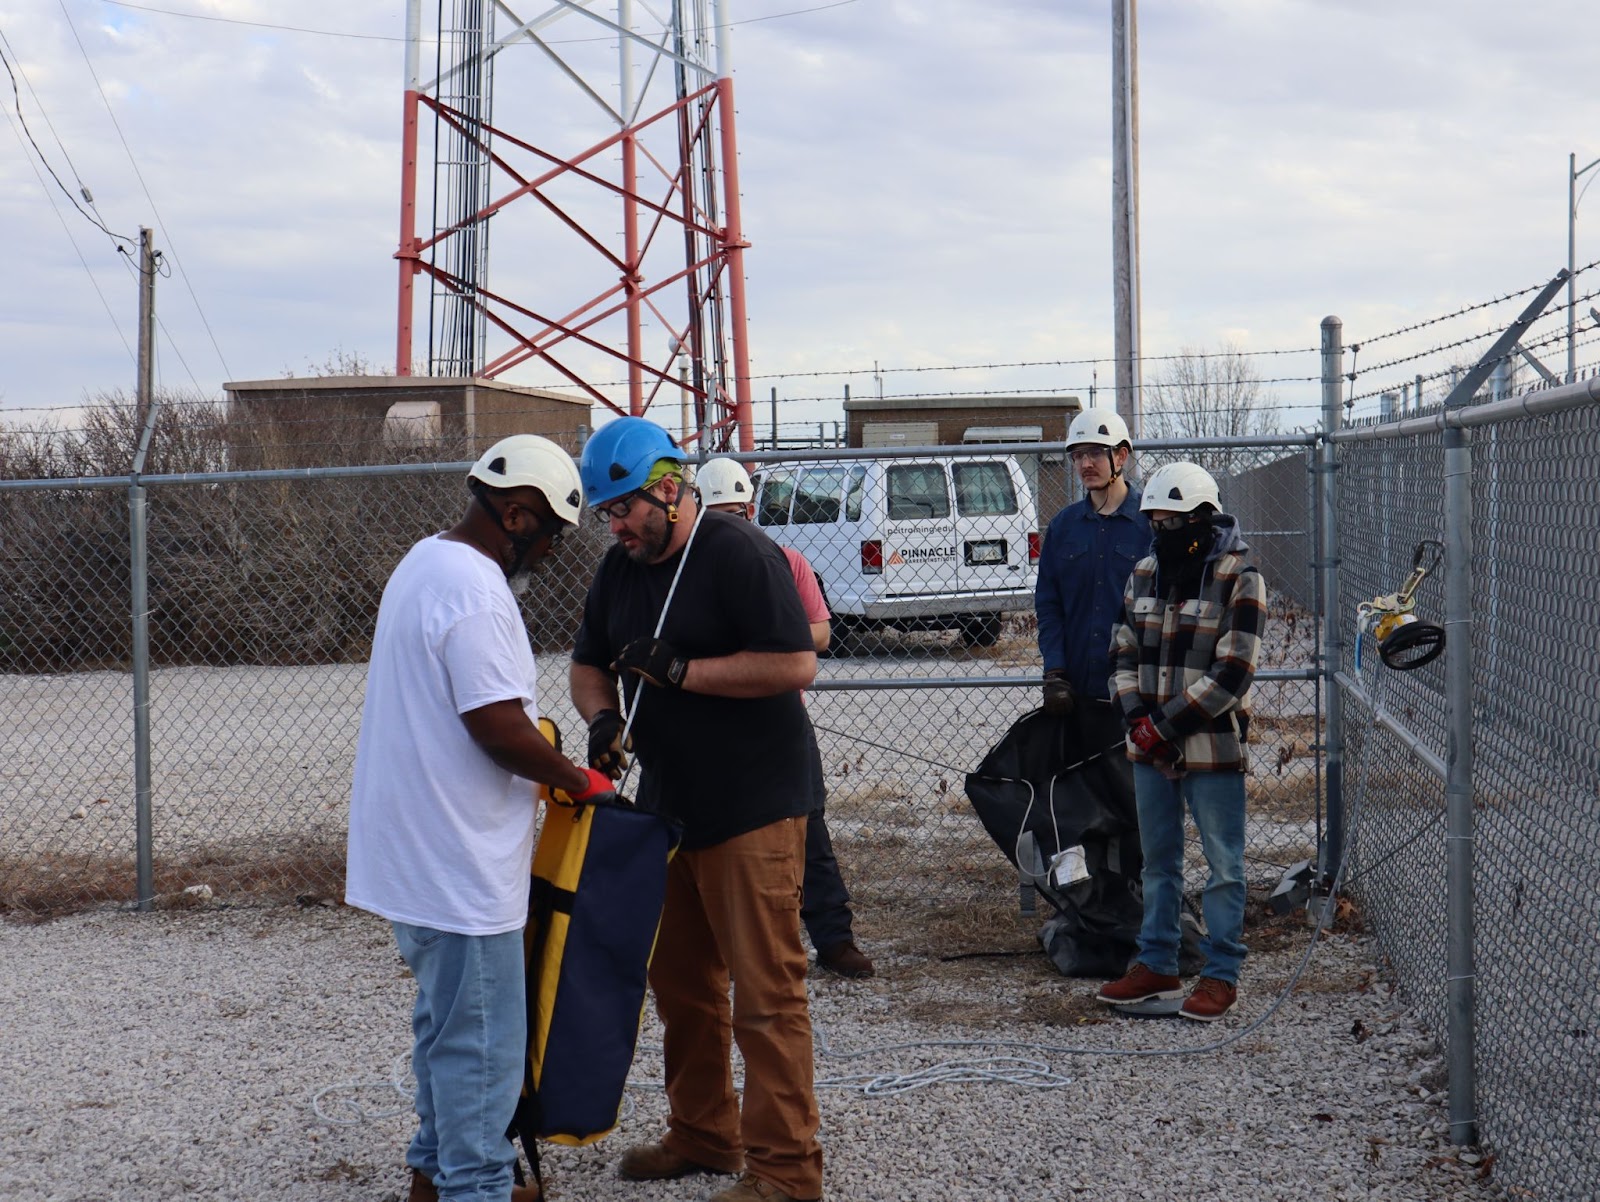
[[1154, 520, 1213, 589]]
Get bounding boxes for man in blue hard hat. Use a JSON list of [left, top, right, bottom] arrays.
[[569, 418, 824, 1202]]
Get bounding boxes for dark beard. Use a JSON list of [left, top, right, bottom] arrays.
[[623, 511, 673, 563]]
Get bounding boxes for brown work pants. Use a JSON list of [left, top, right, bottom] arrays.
[[652, 815, 823, 1200]]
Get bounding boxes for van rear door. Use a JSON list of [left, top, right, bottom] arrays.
[[952, 459, 1030, 593], [881, 460, 958, 596]]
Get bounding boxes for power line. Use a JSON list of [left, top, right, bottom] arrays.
[[0, 30, 132, 249], [58, 0, 234, 383], [0, 101, 135, 366], [98, 0, 863, 45]]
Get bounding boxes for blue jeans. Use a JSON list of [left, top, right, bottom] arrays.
[[1131, 763, 1247, 984], [391, 922, 526, 1202]]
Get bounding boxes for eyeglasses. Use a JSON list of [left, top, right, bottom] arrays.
[[533, 514, 568, 547], [1069, 447, 1110, 463], [1150, 513, 1191, 532], [594, 490, 645, 522]]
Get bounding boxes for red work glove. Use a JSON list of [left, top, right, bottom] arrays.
[[1129, 715, 1168, 756], [555, 767, 617, 805]]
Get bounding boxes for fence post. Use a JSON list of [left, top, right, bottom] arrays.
[[1443, 402, 1478, 1146], [1318, 316, 1344, 898], [130, 483, 154, 910]]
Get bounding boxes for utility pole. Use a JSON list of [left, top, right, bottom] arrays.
[[136, 227, 157, 433], [1111, 0, 1142, 435], [1568, 152, 1600, 383], [131, 224, 160, 912]]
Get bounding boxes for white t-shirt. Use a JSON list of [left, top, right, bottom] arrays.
[[346, 535, 540, 935]]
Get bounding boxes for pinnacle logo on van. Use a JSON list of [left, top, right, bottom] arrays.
[[892, 546, 957, 563]]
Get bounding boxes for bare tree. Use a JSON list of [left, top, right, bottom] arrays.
[[1142, 343, 1280, 477], [288, 347, 388, 378]]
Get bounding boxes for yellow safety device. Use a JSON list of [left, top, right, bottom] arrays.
[[510, 718, 682, 1167], [1356, 540, 1446, 672]]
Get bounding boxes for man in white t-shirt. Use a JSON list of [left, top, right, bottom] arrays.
[[347, 435, 614, 1202]]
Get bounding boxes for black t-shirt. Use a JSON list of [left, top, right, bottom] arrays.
[[572, 510, 817, 849]]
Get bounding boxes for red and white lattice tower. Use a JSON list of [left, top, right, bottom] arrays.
[[394, 0, 755, 452]]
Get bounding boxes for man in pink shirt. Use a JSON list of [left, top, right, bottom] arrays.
[[695, 458, 874, 979]]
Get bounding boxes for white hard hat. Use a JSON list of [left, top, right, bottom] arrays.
[[695, 458, 754, 508], [468, 435, 584, 526], [1140, 461, 1220, 513], [1066, 408, 1132, 450]]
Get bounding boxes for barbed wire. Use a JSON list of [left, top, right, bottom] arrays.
[[0, 370, 1327, 421], [1346, 324, 1600, 407], [554, 346, 1322, 393], [1352, 260, 1600, 349], [742, 346, 1321, 382], [1347, 284, 1600, 380]]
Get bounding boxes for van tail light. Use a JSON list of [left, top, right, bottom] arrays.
[[861, 539, 883, 574], [1028, 531, 1042, 563]]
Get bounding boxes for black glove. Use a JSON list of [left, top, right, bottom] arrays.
[[1042, 669, 1076, 716], [612, 637, 690, 689], [586, 709, 632, 778]]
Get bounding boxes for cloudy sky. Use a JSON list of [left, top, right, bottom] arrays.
[[4, 0, 1600, 441]]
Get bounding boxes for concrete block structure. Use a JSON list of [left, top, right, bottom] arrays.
[[222, 376, 592, 468], [842, 393, 1083, 525]]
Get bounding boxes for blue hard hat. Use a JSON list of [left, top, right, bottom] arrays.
[[579, 417, 686, 506]]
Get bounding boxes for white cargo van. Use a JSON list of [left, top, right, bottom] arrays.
[[751, 455, 1039, 647]]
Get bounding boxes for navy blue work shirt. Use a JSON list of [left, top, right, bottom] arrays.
[[1034, 487, 1151, 700]]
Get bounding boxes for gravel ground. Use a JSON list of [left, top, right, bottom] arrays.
[[2, 904, 1507, 1202]]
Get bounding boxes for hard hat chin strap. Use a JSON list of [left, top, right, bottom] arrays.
[[631, 478, 681, 523], [471, 480, 559, 579], [1107, 443, 1131, 484]]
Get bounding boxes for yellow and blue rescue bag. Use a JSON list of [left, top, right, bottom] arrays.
[[511, 718, 681, 1157]]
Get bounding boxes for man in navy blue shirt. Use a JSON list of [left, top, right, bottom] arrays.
[[1035, 408, 1151, 722]]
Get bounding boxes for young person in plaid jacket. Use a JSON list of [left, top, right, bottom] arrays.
[[1097, 461, 1266, 1022]]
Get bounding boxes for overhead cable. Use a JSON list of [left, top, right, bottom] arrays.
[[0, 33, 132, 249], [59, 0, 234, 381]]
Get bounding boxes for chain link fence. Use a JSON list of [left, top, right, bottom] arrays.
[[1, 439, 1319, 918], [1333, 384, 1600, 1201]]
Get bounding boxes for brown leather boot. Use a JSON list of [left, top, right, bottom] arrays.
[[408, 1168, 541, 1201], [816, 939, 874, 979], [618, 1141, 739, 1180], [707, 1172, 818, 1202]]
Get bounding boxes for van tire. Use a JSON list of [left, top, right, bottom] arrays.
[[958, 614, 1003, 648], [827, 614, 857, 656]]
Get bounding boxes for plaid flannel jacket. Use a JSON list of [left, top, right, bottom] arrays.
[[1110, 542, 1266, 774]]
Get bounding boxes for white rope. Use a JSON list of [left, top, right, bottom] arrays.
[[310, 1052, 413, 1126]]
